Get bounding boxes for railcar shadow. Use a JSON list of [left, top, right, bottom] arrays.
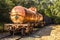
[[24, 25, 54, 38]]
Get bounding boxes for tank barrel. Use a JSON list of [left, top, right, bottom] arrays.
[[10, 6, 43, 23]]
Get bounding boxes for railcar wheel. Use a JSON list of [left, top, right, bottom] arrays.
[[10, 31, 13, 35], [25, 26, 33, 35], [21, 28, 26, 36]]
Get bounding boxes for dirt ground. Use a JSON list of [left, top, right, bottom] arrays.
[[34, 25, 60, 40]]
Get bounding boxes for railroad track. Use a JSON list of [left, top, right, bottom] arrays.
[[0, 32, 10, 39], [0, 32, 23, 40], [0, 28, 40, 40]]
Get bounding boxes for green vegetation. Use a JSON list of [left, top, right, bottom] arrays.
[[43, 0, 60, 24], [0, 23, 3, 31]]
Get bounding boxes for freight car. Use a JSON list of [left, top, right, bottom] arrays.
[[4, 6, 44, 35]]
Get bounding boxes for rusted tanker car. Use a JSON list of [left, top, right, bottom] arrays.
[[4, 6, 44, 35]]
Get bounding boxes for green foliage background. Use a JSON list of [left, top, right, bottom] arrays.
[[0, 0, 60, 24]]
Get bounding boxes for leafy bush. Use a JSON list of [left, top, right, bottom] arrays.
[[44, 0, 60, 24], [36, 0, 60, 24], [0, 23, 3, 30]]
